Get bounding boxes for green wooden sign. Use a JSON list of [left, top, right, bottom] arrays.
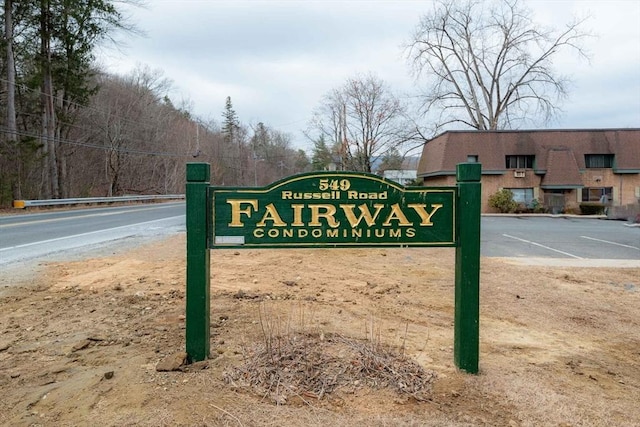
[[209, 172, 456, 248], [186, 163, 481, 374]]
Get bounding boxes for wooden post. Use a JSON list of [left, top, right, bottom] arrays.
[[186, 163, 210, 361], [454, 162, 481, 374]]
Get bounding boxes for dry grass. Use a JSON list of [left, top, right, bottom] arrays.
[[224, 304, 437, 404]]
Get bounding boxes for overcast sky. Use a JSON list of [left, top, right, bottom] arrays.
[[98, 0, 640, 152]]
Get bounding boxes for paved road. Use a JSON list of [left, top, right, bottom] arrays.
[[1, 205, 638, 267], [482, 216, 639, 260], [0, 202, 185, 265]]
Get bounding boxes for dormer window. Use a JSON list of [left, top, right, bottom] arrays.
[[505, 155, 534, 169], [585, 154, 613, 168]]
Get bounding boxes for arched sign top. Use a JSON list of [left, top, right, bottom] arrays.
[[209, 171, 457, 248], [224, 170, 417, 193]]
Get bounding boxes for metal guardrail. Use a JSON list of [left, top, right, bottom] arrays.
[[13, 194, 185, 209]]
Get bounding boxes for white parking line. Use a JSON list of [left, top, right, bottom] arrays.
[[580, 236, 640, 250], [502, 234, 583, 259]]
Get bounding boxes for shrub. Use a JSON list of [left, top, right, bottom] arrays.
[[530, 198, 548, 213], [579, 202, 605, 215], [488, 189, 518, 213]]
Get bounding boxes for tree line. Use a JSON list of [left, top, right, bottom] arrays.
[[1, 0, 589, 207], [0, 0, 310, 207]]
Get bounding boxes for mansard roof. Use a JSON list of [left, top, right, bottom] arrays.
[[417, 129, 640, 178]]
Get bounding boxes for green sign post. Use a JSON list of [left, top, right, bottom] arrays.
[[185, 163, 481, 373], [453, 163, 481, 373]]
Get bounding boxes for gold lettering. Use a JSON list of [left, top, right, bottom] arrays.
[[408, 203, 443, 226], [382, 203, 412, 226], [257, 203, 286, 227], [406, 228, 416, 238], [298, 229, 308, 238], [228, 199, 258, 227], [312, 229, 323, 238], [253, 228, 264, 238], [268, 229, 279, 238], [283, 229, 293, 238], [291, 204, 304, 226], [340, 204, 384, 227], [309, 204, 340, 228], [282, 191, 292, 199], [327, 229, 338, 238], [352, 229, 362, 238], [346, 191, 387, 200], [390, 229, 401, 238]]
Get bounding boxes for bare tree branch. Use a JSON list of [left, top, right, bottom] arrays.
[[406, 0, 591, 130], [308, 73, 414, 173]]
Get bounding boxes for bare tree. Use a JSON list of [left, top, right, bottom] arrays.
[[249, 122, 308, 185], [406, 0, 590, 130], [79, 67, 170, 196], [310, 73, 411, 173]]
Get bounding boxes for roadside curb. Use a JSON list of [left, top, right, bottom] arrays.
[[482, 213, 640, 227], [496, 257, 640, 268], [482, 213, 606, 219]]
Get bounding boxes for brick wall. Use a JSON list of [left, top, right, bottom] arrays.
[[421, 171, 640, 213]]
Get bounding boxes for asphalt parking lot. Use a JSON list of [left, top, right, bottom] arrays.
[[481, 216, 639, 262]]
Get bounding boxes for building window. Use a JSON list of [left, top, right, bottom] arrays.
[[582, 187, 612, 202], [585, 154, 613, 168], [505, 155, 534, 169], [467, 155, 478, 163], [507, 188, 534, 205]]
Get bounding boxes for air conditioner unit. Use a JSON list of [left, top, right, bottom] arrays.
[[514, 170, 525, 178]]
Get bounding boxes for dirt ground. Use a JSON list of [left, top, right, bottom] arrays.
[[1, 234, 639, 427]]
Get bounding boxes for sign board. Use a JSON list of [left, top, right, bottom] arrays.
[[209, 172, 456, 248], [185, 163, 481, 374]]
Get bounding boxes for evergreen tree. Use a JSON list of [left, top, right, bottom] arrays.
[[311, 135, 332, 170], [250, 121, 269, 159], [2, 0, 138, 198], [221, 96, 239, 145], [221, 96, 245, 184], [377, 147, 403, 174]]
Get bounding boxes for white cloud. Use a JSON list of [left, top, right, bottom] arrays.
[[101, 0, 640, 149]]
